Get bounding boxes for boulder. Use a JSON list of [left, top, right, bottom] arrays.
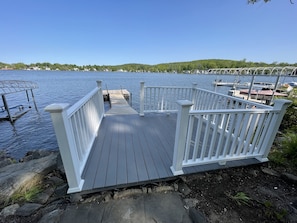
[[0, 204, 20, 218], [15, 203, 42, 217], [0, 152, 58, 201]]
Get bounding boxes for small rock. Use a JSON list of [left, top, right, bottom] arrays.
[[113, 189, 143, 199], [142, 187, 148, 193], [15, 203, 42, 217], [70, 193, 83, 202], [0, 203, 20, 217], [178, 181, 192, 196], [154, 185, 175, 193], [249, 169, 259, 177], [104, 193, 112, 202], [189, 207, 207, 223], [292, 200, 297, 209], [173, 183, 179, 191], [83, 194, 104, 203], [184, 198, 199, 208], [47, 176, 65, 186], [261, 167, 280, 177], [54, 183, 68, 197], [38, 209, 63, 223], [216, 175, 223, 181], [281, 172, 297, 184]]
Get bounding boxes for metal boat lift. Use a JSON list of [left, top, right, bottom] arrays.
[[0, 80, 38, 122], [209, 66, 297, 103]]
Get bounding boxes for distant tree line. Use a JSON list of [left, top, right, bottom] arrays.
[[0, 59, 296, 74]]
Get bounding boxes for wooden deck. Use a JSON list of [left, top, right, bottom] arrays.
[[82, 112, 261, 192]]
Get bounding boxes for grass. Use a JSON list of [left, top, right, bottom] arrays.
[[228, 192, 251, 206], [10, 185, 43, 204], [269, 131, 297, 168], [269, 92, 297, 168], [263, 200, 288, 222]]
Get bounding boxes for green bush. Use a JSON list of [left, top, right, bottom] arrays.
[[269, 92, 297, 168]]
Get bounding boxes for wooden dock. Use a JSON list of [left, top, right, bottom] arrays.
[[103, 89, 138, 115]]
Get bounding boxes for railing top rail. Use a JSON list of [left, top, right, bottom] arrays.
[[67, 87, 100, 117], [189, 108, 274, 115], [144, 85, 192, 89]]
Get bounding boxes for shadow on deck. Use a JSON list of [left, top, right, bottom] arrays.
[[81, 113, 261, 193]]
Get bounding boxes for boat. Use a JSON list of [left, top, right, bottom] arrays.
[[212, 80, 249, 88], [252, 82, 277, 89], [213, 79, 279, 89]]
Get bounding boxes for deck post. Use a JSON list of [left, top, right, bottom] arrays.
[[2, 95, 13, 122], [257, 99, 292, 162], [45, 103, 84, 193], [96, 80, 105, 116], [30, 89, 38, 111], [191, 82, 197, 106], [140, 81, 145, 116], [171, 100, 193, 175]]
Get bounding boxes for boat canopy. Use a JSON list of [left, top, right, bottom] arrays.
[[0, 80, 38, 96], [208, 66, 297, 76]]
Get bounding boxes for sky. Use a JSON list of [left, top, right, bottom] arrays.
[[0, 0, 296, 66]]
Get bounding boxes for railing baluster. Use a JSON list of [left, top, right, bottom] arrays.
[[192, 115, 203, 161], [208, 114, 220, 159]]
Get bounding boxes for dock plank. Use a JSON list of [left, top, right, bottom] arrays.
[[125, 132, 139, 183], [116, 119, 128, 185]]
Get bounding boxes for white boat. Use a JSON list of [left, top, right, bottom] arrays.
[[212, 80, 249, 88], [213, 80, 277, 89]]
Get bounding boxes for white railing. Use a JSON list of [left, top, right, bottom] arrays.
[[45, 81, 105, 193], [140, 83, 291, 175], [191, 87, 271, 110], [170, 99, 291, 175], [139, 81, 196, 116]]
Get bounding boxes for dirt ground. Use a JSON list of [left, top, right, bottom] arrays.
[[183, 163, 297, 223]]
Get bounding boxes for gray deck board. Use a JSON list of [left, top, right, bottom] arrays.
[[82, 112, 262, 192]]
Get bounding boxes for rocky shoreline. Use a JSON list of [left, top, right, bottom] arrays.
[[0, 150, 296, 222]]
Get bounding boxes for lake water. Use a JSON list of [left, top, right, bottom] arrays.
[[0, 70, 293, 159]]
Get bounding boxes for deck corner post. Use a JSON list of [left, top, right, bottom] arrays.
[[170, 100, 193, 175], [258, 99, 292, 161], [96, 80, 105, 116], [96, 80, 102, 88], [44, 103, 84, 193], [191, 82, 198, 106], [140, 81, 145, 116]]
